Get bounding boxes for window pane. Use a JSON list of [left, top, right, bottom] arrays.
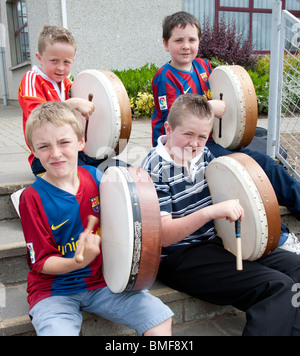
[[253, 0, 273, 9], [286, 0, 300, 11], [12, 0, 30, 64], [185, 0, 215, 24], [219, 11, 250, 39], [253, 13, 272, 51], [220, 0, 249, 7]]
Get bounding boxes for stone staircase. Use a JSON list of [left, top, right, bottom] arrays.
[[0, 180, 298, 336]]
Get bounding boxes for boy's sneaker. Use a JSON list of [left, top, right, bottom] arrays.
[[280, 233, 300, 255]]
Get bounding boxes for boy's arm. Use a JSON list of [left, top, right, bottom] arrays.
[[161, 200, 244, 247], [66, 98, 95, 119], [41, 229, 101, 275], [20, 188, 100, 276]]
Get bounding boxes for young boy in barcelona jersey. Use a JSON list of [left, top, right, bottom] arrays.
[[19, 101, 173, 336], [142, 93, 300, 336], [151, 11, 300, 252]]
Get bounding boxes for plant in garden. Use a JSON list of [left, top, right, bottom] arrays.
[[198, 15, 258, 70], [131, 92, 155, 118], [113, 63, 158, 118], [113, 63, 158, 98], [248, 55, 270, 115], [282, 52, 300, 114]]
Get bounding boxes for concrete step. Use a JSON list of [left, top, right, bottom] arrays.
[[0, 182, 32, 221], [0, 280, 245, 336], [0, 219, 28, 285]]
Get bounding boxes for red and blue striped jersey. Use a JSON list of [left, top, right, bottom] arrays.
[[151, 58, 212, 147], [19, 166, 106, 310]]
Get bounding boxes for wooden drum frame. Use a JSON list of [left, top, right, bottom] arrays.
[[208, 65, 258, 150], [100, 167, 162, 293], [205, 153, 281, 261], [71, 69, 132, 160]]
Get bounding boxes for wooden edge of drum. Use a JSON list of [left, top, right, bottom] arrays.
[[126, 167, 162, 291], [228, 153, 281, 255], [230, 66, 258, 149], [100, 70, 132, 154]]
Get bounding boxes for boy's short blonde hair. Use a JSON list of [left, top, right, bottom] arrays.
[[38, 25, 77, 55], [26, 101, 84, 149], [167, 94, 214, 130], [163, 11, 202, 43]]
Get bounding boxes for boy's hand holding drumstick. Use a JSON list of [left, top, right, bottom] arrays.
[[75, 215, 100, 265]]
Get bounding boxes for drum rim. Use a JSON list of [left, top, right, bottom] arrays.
[[229, 153, 281, 256], [100, 167, 162, 293], [206, 155, 268, 260], [100, 167, 135, 293], [210, 66, 245, 149], [71, 69, 121, 159], [209, 65, 258, 150]]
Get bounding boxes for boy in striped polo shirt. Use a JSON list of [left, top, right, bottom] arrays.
[[142, 94, 300, 336]]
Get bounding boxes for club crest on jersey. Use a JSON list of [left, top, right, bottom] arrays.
[[200, 72, 208, 82], [90, 196, 100, 213]]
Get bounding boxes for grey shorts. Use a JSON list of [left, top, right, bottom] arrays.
[[29, 286, 173, 336]]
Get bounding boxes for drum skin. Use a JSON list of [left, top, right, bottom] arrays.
[[205, 153, 281, 261], [209, 65, 258, 150], [71, 69, 132, 160], [100, 167, 162, 293]]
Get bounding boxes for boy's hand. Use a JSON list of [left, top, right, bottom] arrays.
[[212, 200, 244, 223], [209, 99, 226, 119], [75, 229, 101, 267], [75, 215, 100, 266], [66, 98, 95, 119]]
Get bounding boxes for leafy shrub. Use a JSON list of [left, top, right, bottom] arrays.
[[113, 63, 158, 119], [247, 53, 300, 115], [112, 63, 158, 98], [248, 69, 270, 115], [198, 15, 258, 70], [131, 92, 155, 118], [248, 55, 270, 115], [282, 52, 300, 114]]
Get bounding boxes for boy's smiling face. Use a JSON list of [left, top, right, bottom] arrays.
[[36, 41, 75, 84], [163, 24, 200, 72], [164, 114, 212, 166]]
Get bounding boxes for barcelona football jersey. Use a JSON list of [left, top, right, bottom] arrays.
[[151, 58, 212, 147], [19, 166, 106, 310]]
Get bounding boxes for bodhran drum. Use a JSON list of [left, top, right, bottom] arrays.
[[205, 153, 281, 261], [208, 65, 258, 150], [100, 167, 162, 293], [71, 69, 132, 160]]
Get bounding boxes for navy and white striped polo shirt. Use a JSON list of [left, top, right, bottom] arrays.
[[141, 136, 216, 258]]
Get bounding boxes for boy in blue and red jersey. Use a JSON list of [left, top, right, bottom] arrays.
[[151, 11, 300, 244], [19, 101, 173, 336], [151, 12, 225, 147]]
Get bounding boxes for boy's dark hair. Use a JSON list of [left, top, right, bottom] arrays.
[[163, 11, 202, 43]]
